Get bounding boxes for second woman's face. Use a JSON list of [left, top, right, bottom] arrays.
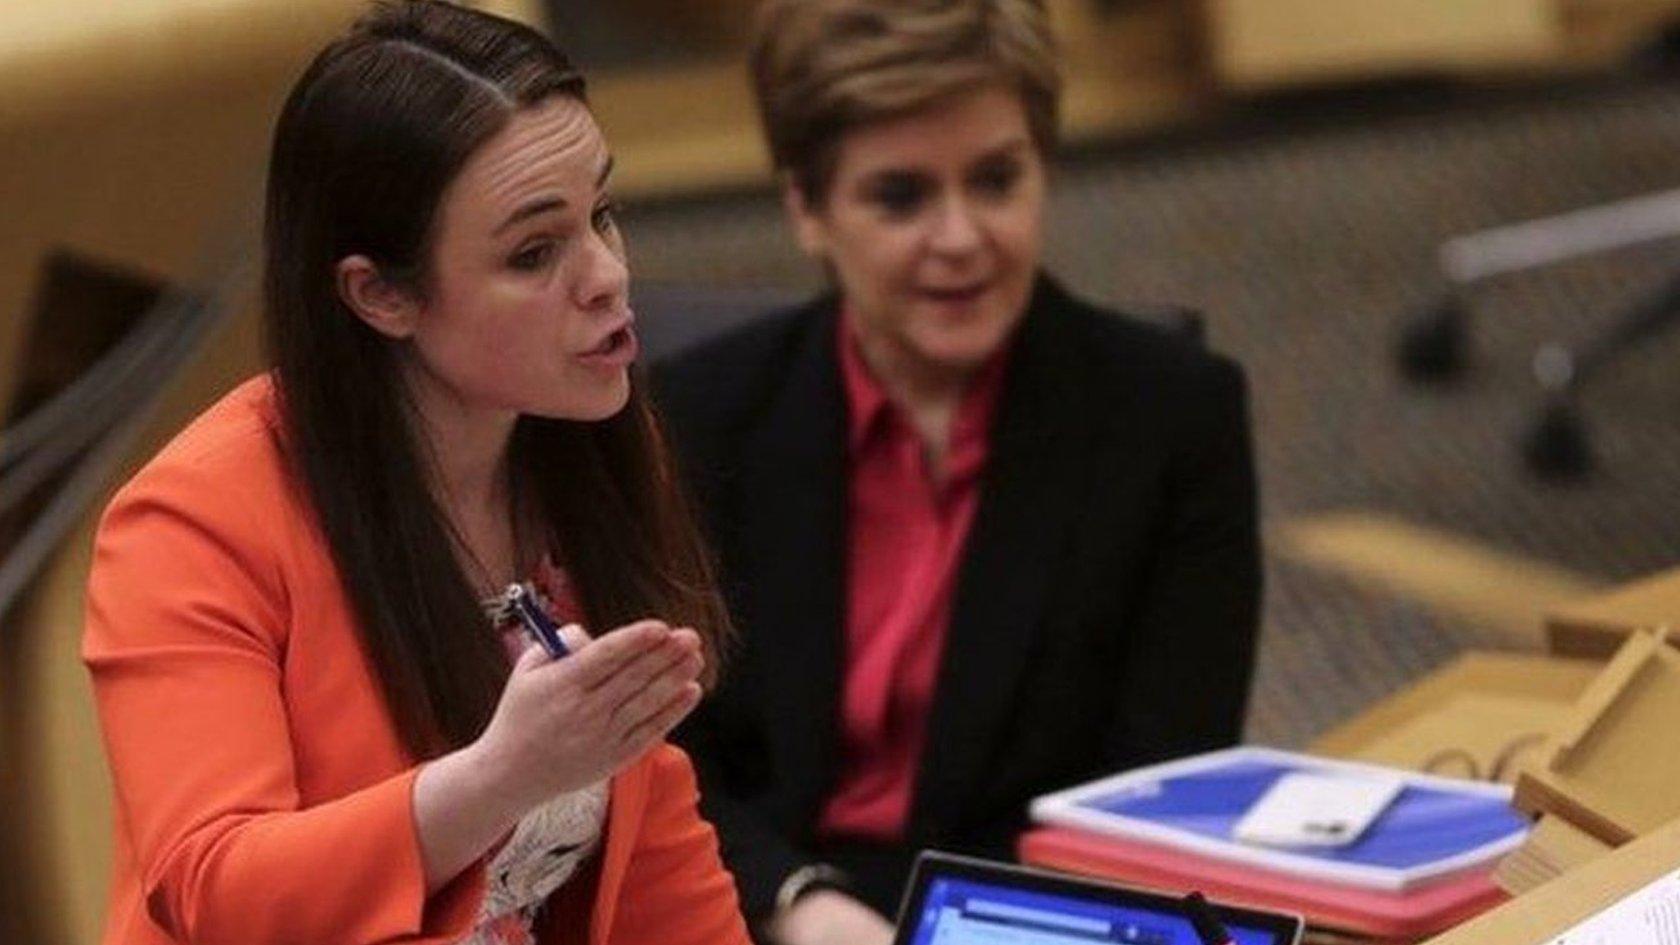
[[411, 96, 636, 423], [788, 85, 1048, 375]]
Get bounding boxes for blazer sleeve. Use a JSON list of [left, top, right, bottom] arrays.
[[605, 745, 751, 945], [1106, 355, 1261, 764], [82, 459, 485, 945]]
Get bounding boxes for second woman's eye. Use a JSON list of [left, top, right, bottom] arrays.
[[971, 158, 1022, 198], [867, 173, 932, 218], [509, 241, 555, 271]]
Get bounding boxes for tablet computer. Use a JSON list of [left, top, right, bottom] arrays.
[[893, 851, 1304, 945]]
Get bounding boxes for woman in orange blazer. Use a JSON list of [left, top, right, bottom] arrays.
[[82, 4, 749, 944]]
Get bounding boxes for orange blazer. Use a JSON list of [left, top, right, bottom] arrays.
[[83, 375, 750, 945]]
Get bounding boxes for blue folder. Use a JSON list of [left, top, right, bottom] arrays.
[[1082, 755, 1528, 871], [1031, 747, 1531, 889]]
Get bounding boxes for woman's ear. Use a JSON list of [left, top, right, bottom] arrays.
[[780, 176, 829, 260], [336, 255, 420, 339]]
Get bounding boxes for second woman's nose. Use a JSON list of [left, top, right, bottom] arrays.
[[927, 195, 985, 258]]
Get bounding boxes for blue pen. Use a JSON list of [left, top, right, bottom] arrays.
[[504, 582, 571, 658]]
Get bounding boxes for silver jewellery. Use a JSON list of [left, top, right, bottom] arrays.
[[774, 863, 854, 916]]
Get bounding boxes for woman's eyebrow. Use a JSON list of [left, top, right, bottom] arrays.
[[493, 156, 616, 235], [495, 196, 566, 235]]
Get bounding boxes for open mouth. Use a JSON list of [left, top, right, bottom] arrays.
[[584, 327, 632, 356], [577, 324, 639, 365]]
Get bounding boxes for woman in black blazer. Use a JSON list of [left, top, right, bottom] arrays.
[[655, 2, 1260, 943]]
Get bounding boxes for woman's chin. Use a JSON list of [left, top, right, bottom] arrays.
[[582, 385, 633, 422], [905, 324, 1013, 375], [538, 375, 632, 422]]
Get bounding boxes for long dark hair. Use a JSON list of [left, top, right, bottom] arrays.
[[263, 0, 730, 759]]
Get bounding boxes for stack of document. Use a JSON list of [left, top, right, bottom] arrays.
[[1531, 866, 1680, 945], [1020, 747, 1531, 940]]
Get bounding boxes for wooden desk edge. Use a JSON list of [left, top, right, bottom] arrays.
[[1310, 651, 1602, 758]]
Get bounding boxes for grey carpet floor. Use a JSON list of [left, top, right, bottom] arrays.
[[618, 76, 1680, 747]]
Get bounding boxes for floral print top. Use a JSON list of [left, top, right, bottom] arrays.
[[462, 561, 607, 945]]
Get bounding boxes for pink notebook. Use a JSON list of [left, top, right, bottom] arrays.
[[1019, 827, 1506, 940]]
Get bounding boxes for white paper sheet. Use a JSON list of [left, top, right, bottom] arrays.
[[1234, 771, 1404, 848], [1545, 867, 1680, 944]]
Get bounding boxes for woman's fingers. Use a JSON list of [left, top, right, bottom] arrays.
[[558, 623, 592, 653], [485, 620, 708, 800], [619, 682, 703, 753], [615, 627, 702, 710], [512, 640, 550, 674], [668, 626, 702, 656], [520, 620, 702, 760], [607, 648, 703, 732], [560, 620, 669, 689], [589, 628, 699, 704]]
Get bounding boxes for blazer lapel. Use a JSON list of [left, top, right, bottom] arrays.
[[908, 278, 1093, 840], [588, 757, 652, 945], [736, 300, 847, 812]]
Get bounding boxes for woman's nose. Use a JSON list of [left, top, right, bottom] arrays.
[[576, 232, 630, 312], [928, 197, 983, 256]]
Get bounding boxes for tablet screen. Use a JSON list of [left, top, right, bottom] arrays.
[[896, 854, 1301, 945]]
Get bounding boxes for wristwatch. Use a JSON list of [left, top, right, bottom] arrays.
[[774, 863, 854, 915]]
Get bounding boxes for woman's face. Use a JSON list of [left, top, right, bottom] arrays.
[[385, 96, 637, 424], [787, 85, 1047, 375]]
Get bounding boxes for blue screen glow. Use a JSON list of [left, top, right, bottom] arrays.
[[902, 876, 1285, 945]]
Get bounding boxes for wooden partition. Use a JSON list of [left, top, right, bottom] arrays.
[[0, 5, 542, 942]]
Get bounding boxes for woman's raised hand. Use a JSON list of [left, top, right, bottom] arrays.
[[416, 618, 704, 891], [476, 619, 705, 808]]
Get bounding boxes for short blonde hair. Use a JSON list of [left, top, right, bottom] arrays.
[[750, 0, 1061, 203]]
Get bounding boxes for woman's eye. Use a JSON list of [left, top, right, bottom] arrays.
[[868, 175, 931, 217], [509, 242, 554, 271], [971, 161, 1021, 198], [591, 200, 618, 233]]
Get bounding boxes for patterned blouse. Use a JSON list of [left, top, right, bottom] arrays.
[[463, 561, 608, 945]]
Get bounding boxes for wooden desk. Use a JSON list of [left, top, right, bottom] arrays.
[[1304, 652, 1604, 942], [1546, 567, 1680, 659], [1515, 631, 1680, 845], [1311, 651, 1601, 780], [1422, 806, 1680, 944]]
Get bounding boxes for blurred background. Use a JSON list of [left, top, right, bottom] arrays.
[[4, 1, 1680, 942]]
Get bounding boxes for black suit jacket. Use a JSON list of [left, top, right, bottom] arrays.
[[654, 275, 1261, 921]]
